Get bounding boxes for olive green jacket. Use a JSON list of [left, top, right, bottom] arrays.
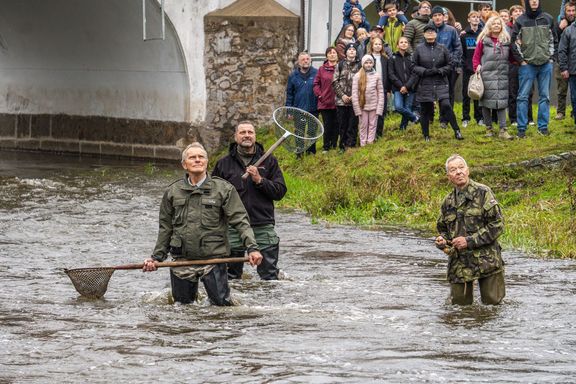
[[437, 179, 505, 284], [152, 174, 258, 261]]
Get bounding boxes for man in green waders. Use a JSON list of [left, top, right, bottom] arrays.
[[143, 142, 262, 305], [435, 154, 506, 305]]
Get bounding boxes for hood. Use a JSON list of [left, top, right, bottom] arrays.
[[322, 60, 336, 70], [524, 0, 542, 19]]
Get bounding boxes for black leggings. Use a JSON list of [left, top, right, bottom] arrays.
[[420, 99, 460, 138]]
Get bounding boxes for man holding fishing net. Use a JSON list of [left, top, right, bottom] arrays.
[[143, 142, 262, 305], [435, 154, 506, 306], [213, 121, 287, 280]]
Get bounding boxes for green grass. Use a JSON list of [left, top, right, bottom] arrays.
[[242, 103, 576, 258]]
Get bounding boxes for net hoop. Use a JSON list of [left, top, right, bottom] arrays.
[[272, 106, 324, 141]]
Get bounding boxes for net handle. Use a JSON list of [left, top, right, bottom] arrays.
[[241, 131, 291, 180], [110, 256, 249, 270]]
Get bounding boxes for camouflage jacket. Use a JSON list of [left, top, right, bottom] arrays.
[[437, 179, 505, 283], [152, 174, 258, 261]]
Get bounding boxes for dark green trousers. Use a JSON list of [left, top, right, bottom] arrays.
[[450, 271, 505, 305]]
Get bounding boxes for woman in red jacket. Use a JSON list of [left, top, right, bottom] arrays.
[[313, 47, 339, 152]]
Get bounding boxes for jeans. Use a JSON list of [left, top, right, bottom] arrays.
[[393, 91, 416, 129], [568, 75, 576, 125], [517, 62, 552, 133]]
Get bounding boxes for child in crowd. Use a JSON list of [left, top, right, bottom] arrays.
[[352, 55, 384, 146], [460, 10, 483, 127], [343, 0, 366, 25], [335, 24, 356, 60], [355, 27, 370, 58], [388, 36, 419, 130], [374, 0, 409, 27], [499, 9, 510, 25], [367, 36, 391, 137], [382, 3, 406, 53]]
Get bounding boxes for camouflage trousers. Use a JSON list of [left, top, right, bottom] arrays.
[[450, 270, 505, 305]]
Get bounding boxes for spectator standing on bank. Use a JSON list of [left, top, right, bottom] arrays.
[[473, 16, 514, 140], [314, 47, 340, 152], [558, 6, 576, 127], [350, 7, 371, 31], [352, 55, 385, 146], [388, 36, 419, 130], [333, 43, 362, 151], [343, 0, 367, 26], [367, 36, 391, 138], [411, 24, 464, 142], [335, 24, 357, 61], [382, 3, 407, 53], [356, 27, 370, 58], [285, 52, 318, 154], [430, 6, 463, 128], [478, 2, 494, 28], [554, 1, 576, 120], [511, 0, 556, 138], [404, 1, 432, 53], [374, 0, 410, 27], [461, 11, 483, 128]]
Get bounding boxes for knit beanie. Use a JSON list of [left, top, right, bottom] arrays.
[[361, 54, 374, 66], [431, 5, 445, 15]]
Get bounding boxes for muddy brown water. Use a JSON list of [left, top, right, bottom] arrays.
[[1, 151, 575, 383]]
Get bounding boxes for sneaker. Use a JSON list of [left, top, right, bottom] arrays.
[[499, 130, 514, 140], [517, 131, 526, 139], [478, 119, 485, 126], [455, 130, 464, 140], [555, 113, 565, 120], [322, 150, 329, 154], [485, 129, 494, 137], [511, 121, 518, 127], [462, 120, 469, 128], [529, 121, 535, 126], [440, 122, 448, 129], [538, 129, 550, 136], [424, 136, 431, 142]]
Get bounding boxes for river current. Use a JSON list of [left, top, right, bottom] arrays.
[[1, 151, 575, 383]]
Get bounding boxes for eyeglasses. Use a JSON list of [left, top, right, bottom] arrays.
[[420, 6, 431, 9]]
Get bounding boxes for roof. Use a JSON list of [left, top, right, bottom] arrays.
[[206, 0, 298, 18]]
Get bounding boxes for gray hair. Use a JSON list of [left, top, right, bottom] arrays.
[[181, 142, 208, 163], [445, 154, 468, 173], [235, 121, 254, 133]]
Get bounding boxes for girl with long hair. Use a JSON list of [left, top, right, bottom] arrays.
[[352, 55, 384, 146]]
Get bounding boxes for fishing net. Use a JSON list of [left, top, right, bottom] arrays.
[[64, 267, 115, 299], [272, 106, 324, 154]]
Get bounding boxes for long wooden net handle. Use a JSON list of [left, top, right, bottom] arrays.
[[113, 256, 249, 270]]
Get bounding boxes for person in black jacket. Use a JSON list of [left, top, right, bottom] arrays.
[[460, 10, 483, 127], [411, 24, 463, 141], [212, 122, 287, 280], [388, 36, 419, 130]]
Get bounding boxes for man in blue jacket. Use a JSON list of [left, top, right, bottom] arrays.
[[286, 52, 319, 154]]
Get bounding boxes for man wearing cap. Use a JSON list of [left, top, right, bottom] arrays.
[[403, 0, 431, 52], [431, 5, 463, 128]]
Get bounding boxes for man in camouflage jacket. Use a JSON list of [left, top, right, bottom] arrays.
[[435, 154, 506, 305], [143, 142, 262, 305]]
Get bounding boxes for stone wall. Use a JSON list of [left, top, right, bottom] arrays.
[[0, 113, 208, 160], [204, 15, 299, 147]]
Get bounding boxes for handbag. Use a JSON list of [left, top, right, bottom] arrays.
[[467, 71, 484, 100]]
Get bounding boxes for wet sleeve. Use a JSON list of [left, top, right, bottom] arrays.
[[223, 187, 259, 251], [466, 190, 504, 249], [152, 190, 174, 261]]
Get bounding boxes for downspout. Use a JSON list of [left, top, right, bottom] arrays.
[[299, 0, 305, 52]]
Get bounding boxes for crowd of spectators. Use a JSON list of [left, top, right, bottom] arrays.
[[285, 0, 571, 150]]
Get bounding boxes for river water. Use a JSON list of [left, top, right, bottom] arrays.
[[1, 150, 575, 383]]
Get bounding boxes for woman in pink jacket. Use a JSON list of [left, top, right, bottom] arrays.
[[352, 54, 385, 146]]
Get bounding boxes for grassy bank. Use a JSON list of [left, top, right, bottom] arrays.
[[254, 104, 576, 258]]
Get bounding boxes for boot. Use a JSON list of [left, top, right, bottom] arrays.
[[498, 129, 513, 140], [485, 128, 494, 137]]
